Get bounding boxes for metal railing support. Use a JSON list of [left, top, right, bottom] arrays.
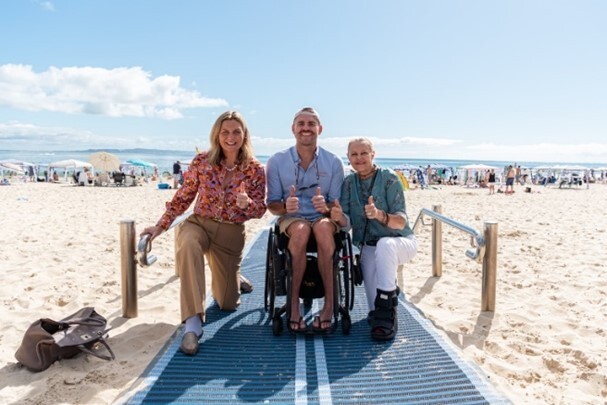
[[120, 220, 138, 318], [431, 205, 443, 277], [482, 221, 498, 312], [119, 211, 191, 318], [413, 207, 498, 312]]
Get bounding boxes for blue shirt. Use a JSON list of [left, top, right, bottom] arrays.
[[340, 167, 413, 246], [266, 146, 344, 221]]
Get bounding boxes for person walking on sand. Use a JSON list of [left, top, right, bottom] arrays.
[[140, 111, 266, 356], [265, 107, 344, 333], [505, 165, 516, 194], [487, 169, 496, 195]]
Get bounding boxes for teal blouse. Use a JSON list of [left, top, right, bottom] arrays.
[[340, 167, 413, 246]]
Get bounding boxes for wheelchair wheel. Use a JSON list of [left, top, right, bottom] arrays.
[[264, 229, 275, 313], [272, 314, 283, 336], [342, 315, 351, 335], [342, 233, 355, 311]]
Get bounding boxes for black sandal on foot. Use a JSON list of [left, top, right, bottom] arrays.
[[312, 316, 332, 333], [288, 317, 306, 333]]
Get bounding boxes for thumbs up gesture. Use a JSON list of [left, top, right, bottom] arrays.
[[311, 186, 328, 214], [285, 185, 299, 213], [236, 181, 250, 209], [364, 195, 379, 220], [330, 199, 343, 222]]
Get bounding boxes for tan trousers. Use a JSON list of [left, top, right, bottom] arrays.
[[175, 215, 245, 322]]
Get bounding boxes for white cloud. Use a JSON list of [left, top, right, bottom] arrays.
[[0, 121, 131, 149], [36, 1, 55, 11], [0, 64, 228, 119], [2, 119, 606, 164]]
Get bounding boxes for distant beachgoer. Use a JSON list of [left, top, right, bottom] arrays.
[[487, 169, 496, 195], [505, 165, 516, 194], [416, 166, 425, 189], [78, 170, 88, 186], [515, 165, 522, 184], [173, 161, 181, 189]]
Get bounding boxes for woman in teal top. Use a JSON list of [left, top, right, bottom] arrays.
[[332, 138, 417, 341]]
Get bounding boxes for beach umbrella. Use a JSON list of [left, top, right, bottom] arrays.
[[126, 159, 157, 168], [90, 152, 120, 172]]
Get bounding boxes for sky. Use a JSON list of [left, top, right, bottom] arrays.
[[1, 1, 606, 164]]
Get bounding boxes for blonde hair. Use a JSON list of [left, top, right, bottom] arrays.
[[347, 137, 374, 154], [206, 111, 255, 166]]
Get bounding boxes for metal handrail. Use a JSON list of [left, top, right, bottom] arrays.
[[137, 210, 192, 268], [411, 205, 498, 312], [413, 208, 485, 263]]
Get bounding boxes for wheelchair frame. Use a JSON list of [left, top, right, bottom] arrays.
[[264, 223, 356, 336]]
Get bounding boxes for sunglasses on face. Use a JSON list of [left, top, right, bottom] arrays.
[[295, 159, 320, 192]]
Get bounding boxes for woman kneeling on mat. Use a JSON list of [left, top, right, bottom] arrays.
[[333, 138, 417, 341], [140, 111, 266, 355]]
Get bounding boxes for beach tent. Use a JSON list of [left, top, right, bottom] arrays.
[[0, 162, 25, 175], [533, 165, 590, 188], [456, 164, 498, 186], [49, 159, 94, 182], [0, 159, 37, 178]]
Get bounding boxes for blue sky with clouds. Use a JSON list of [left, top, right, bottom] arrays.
[[1, 1, 606, 163]]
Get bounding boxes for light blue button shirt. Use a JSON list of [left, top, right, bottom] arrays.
[[266, 146, 344, 221]]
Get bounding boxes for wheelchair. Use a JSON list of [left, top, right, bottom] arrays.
[[264, 222, 356, 336]]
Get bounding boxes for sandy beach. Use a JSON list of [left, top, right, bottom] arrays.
[[0, 179, 606, 404]]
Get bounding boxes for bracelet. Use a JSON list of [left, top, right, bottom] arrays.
[[383, 211, 389, 226]]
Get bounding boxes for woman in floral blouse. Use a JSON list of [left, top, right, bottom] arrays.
[[141, 111, 266, 355]]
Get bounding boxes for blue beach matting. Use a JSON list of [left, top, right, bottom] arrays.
[[124, 227, 511, 404]]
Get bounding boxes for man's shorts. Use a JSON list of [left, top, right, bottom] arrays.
[[506, 178, 514, 186], [278, 216, 338, 235]]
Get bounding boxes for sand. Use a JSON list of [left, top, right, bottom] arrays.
[[0, 179, 605, 404]]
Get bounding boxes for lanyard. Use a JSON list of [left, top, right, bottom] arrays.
[[357, 169, 378, 247]]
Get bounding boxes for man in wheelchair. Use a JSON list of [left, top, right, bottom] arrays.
[[266, 107, 346, 333]]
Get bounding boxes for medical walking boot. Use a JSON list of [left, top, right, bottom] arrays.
[[371, 288, 399, 341]]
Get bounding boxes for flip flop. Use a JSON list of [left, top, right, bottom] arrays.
[[312, 316, 332, 333], [288, 317, 307, 334]]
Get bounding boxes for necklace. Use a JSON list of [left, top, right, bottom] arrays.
[[222, 160, 237, 172], [358, 167, 376, 180]]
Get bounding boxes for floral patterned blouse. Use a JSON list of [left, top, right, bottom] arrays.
[[156, 152, 267, 230]]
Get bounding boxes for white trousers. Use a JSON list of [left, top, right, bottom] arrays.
[[360, 235, 417, 311]]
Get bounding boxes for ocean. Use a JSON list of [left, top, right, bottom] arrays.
[[0, 148, 605, 175]]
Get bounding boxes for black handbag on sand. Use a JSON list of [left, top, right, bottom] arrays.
[[15, 307, 115, 372]]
